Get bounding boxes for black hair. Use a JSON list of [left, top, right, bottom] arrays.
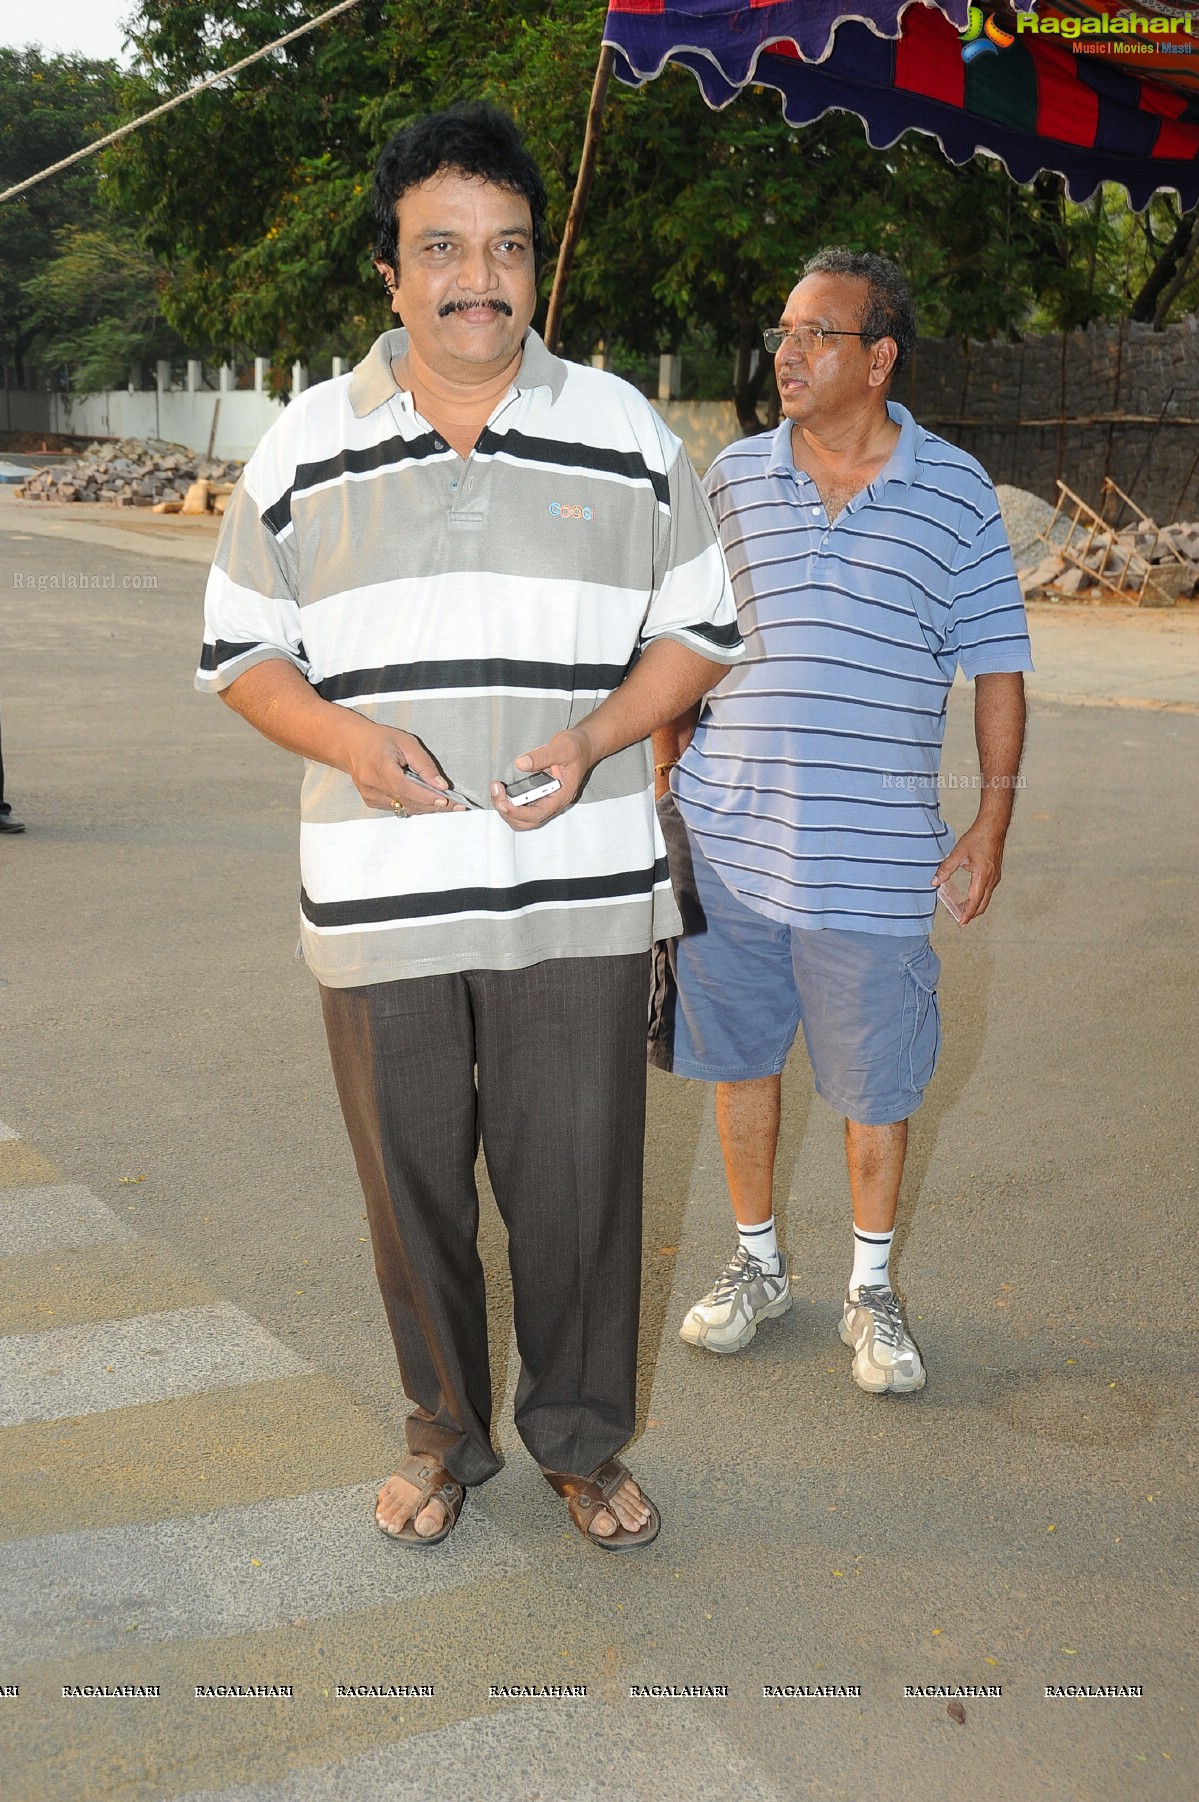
[[801, 248, 918, 373], [373, 103, 548, 280]]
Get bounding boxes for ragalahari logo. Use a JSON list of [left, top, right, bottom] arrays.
[[963, 6, 1199, 59], [960, 4, 1022, 62]]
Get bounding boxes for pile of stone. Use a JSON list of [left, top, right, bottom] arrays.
[[998, 483, 1199, 605], [1017, 517, 1199, 605], [15, 438, 242, 515]]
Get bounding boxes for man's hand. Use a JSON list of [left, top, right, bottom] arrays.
[[489, 726, 596, 831], [220, 659, 464, 815], [932, 671, 1026, 924], [652, 703, 701, 800], [932, 820, 1007, 925], [348, 727, 466, 815], [491, 640, 728, 832]]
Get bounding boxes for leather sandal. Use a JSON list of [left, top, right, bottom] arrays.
[[541, 1456, 661, 1551], [374, 1453, 464, 1547]]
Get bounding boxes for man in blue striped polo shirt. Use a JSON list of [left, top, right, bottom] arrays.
[[650, 248, 1031, 1393]]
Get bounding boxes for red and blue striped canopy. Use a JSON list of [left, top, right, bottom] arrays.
[[603, 2, 1199, 207]]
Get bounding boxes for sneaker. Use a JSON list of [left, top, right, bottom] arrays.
[[839, 1285, 925, 1394], [679, 1245, 792, 1354]]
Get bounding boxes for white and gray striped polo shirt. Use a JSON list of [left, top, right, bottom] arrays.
[[675, 405, 1032, 936], [196, 328, 742, 987]]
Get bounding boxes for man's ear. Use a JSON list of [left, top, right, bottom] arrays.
[[866, 336, 898, 389], [374, 258, 398, 299]]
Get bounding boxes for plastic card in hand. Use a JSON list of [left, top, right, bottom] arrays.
[[402, 767, 480, 809], [936, 876, 969, 923]]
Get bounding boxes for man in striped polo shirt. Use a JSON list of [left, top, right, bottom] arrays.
[[197, 106, 742, 1548], [651, 249, 1031, 1394]]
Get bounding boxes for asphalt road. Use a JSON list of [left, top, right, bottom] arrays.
[[0, 505, 1195, 1802]]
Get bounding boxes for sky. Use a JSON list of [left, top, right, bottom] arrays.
[[0, 0, 136, 64]]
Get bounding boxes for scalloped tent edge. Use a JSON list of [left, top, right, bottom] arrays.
[[602, 3, 1199, 211]]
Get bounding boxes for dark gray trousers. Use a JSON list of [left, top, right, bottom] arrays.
[[320, 954, 648, 1488]]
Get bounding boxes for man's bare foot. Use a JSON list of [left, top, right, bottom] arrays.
[[542, 1457, 660, 1549], [587, 1474, 652, 1539], [375, 1472, 448, 1539]]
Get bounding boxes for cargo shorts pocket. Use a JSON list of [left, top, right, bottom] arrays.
[[899, 942, 942, 1098]]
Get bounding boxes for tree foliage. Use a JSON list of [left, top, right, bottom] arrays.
[[0, 48, 124, 381], [109, 0, 419, 378], [9, 5, 1199, 411], [21, 224, 188, 393], [1128, 194, 1199, 327]]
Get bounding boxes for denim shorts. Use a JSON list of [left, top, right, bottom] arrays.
[[649, 797, 942, 1125]]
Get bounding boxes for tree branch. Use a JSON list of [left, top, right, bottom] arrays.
[[1132, 204, 1199, 324]]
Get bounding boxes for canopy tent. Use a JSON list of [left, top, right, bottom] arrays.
[[601, 1, 1199, 210]]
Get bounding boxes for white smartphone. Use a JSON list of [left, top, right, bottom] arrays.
[[505, 773, 562, 807]]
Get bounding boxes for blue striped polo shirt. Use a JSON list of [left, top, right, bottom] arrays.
[[674, 403, 1033, 935]]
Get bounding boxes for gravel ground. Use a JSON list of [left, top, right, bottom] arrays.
[[996, 484, 1071, 567]]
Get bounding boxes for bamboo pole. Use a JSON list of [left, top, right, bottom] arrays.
[[543, 43, 615, 355]]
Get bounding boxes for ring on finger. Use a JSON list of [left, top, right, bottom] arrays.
[[390, 797, 408, 818]]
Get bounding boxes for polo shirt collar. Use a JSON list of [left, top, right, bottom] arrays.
[[764, 398, 923, 490], [348, 326, 565, 419], [877, 401, 921, 488], [766, 418, 798, 480]]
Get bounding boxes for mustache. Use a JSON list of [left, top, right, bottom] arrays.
[[437, 297, 513, 318]]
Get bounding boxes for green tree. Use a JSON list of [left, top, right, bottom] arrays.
[[103, 1, 1197, 416], [1128, 195, 1199, 327], [109, 0, 412, 383], [0, 48, 123, 383], [21, 223, 188, 394], [517, 36, 1133, 423]]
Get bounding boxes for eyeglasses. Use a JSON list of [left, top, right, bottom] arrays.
[[762, 326, 870, 355]]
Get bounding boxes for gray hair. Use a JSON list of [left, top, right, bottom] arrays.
[[801, 248, 917, 373]]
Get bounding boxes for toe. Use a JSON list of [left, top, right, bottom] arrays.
[[413, 1499, 448, 1538], [587, 1505, 619, 1538], [610, 1477, 651, 1533], [375, 1474, 421, 1536], [586, 1477, 652, 1538]]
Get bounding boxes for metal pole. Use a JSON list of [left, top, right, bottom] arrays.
[[543, 44, 615, 356]]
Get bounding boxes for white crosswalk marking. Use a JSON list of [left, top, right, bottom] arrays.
[[0, 1181, 139, 1255], [0, 1300, 311, 1426], [2, 1482, 529, 1662]]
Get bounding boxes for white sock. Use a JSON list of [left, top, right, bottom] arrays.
[[737, 1216, 780, 1273], [849, 1227, 893, 1298]]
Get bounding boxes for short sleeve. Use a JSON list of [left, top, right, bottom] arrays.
[[195, 473, 309, 694], [945, 489, 1035, 681], [640, 439, 743, 665]]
